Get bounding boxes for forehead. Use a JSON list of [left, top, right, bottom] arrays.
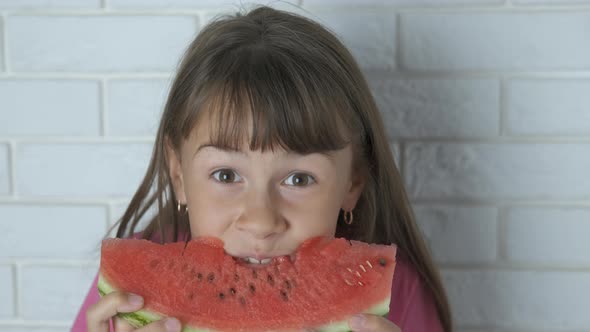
[[187, 113, 349, 164]]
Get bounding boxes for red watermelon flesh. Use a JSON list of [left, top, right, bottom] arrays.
[[98, 236, 397, 331]]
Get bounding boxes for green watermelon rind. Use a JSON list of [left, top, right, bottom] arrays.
[[98, 273, 390, 332], [97, 274, 166, 329]]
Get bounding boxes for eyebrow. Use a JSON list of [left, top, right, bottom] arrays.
[[194, 144, 248, 157], [194, 143, 337, 163]]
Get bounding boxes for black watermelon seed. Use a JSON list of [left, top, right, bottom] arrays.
[[280, 290, 289, 301], [230, 287, 236, 295], [149, 259, 160, 268], [218, 292, 225, 299], [379, 258, 387, 266], [252, 269, 258, 279], [239, 297, 246, 306], [284, 280, 292, 290], [267, 274, 274, 286], [197, 273, 203, 281], [208, 273, 215, 282], [249, 283, 256, 294], [234, 273, 240, 282]]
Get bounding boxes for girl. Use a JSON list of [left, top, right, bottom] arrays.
[[73, 5, 452, 332]]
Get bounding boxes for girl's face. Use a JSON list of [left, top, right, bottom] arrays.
[[165, 113, 365, 262]]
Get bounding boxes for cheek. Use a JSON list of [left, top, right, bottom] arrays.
[[184, 178, 237, 238], [285, 189, 342, 235]]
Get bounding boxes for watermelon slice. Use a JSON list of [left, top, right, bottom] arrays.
[[98, 236, 397, 332]]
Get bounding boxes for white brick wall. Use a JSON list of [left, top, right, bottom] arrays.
[[507, 79, 590, 135], [21, 265, 97, 321], [370, 77, 500, 139], [0, 265, 15, 318], [0, 0, 589, 331], [400, 12, 590, 71], [16, 143, 152, 197], [0, 80, 101, 136], [444, 270, 590, 330], [0, 144, 9, 195], [0, 205, 107, 259], [107, 79, 170, 136], [8, 16, 198, 72]]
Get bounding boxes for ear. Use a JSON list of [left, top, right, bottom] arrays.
[[341, 171, 366, 211], [164, 136, 187, 204]]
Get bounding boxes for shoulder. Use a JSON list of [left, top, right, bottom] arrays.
[[386, 249, 444, 332]]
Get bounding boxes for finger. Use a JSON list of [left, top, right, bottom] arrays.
[[113, 316, 139, 332], [113, 312, 182, 332], [86, 292, 143, 332], [136, 317, 182, 332], [348, 313, 401, 332]]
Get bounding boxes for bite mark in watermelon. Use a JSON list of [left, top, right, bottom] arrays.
[[98, 236, 397, 331]]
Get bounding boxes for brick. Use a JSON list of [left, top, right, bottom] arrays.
[[0, 265, 14, 318], [309, 10, 396, 70], [405, 143, 590, 200], [108, 79, 169, 136], [514, 0, 590, 4], [0, 327, 66, 332], [303, 0, 501, 5], [507, 79, 590, 136], [16, 143, 152, 197], [400, 12, 590, 70], [0, 0, 100, 9], [110, 201, 156, 227], [413, 205, 497, 263], [108, 201, 158, 238], [0, 204, 107, 259], [0, 80, 100, 136], [110, 202, 129, 226], [504, 207, 590, 266], [0, 144, 9, 195], [0, 0, 99, 8], [21, 265, 97, 321], [443, 270, 590, 329], [113, 0, 299, 8], [108, 202, 128, 238], [371, 77, 499, 139], [8, 16, 198, 72], [0, 18, 4, 72]]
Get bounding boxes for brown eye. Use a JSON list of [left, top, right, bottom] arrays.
[[212, 169, 241, 184], [285, 173, 315, 187]]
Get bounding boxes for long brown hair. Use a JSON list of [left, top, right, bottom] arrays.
[[109, 5, 452, 332]]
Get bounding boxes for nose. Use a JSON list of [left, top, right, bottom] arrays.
[[235, 186, 286, 239]]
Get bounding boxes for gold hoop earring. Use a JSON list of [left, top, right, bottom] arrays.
[[177, 200, 188, 215], [343, 209, 353, 225]]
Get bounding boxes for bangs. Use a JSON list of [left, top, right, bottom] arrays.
[[183, 43, 355, 155]]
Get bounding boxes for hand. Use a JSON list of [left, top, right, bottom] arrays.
[[347, 313, 401, 332], [86, 291, 182, 332]]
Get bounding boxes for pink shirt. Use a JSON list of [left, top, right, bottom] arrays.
[[71, 245, 443, 332]]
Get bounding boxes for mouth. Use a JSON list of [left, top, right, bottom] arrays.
[[240, 257, 273, 265], [232, 254, 295, 268]]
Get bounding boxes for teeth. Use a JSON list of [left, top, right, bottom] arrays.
[[241, 257, 272, 264]]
